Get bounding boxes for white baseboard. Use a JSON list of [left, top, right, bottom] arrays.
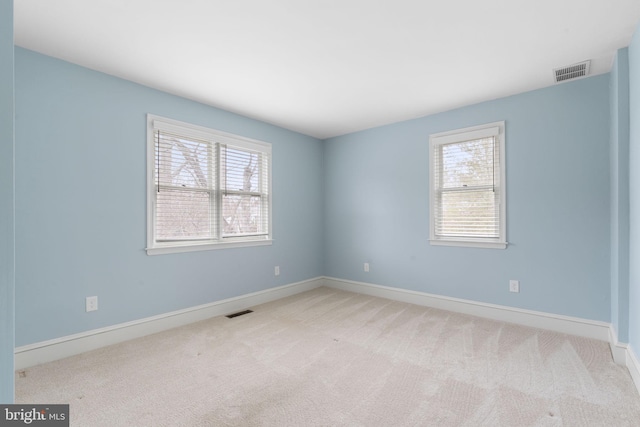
[[628, 346, 640, 395], [15, 277, 324, 370], [608, 325, 629, 365], [15, 275, 640, 398], [323, 277, 611, 342]]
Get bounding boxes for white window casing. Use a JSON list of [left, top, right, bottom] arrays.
[[146, 115, 272, 255], [429, 121, 506, 249]]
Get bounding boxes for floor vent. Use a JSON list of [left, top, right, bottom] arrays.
[[553, 60, 590, 83], [226, 309, 253, 319]]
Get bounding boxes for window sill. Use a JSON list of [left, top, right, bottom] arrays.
[[146, 239, 272, 255], [429, 239, 507, 249]]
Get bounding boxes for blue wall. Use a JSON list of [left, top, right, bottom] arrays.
[[12, 24, 639, 357], [629, 25, 640, 357], [14, 48, 324, 346], [0, 0, 15, 403], [324, 75, 611, 321], [610, 48, 631, 342]]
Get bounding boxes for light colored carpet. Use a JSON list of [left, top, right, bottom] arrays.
[[15, 287, 640, 426]]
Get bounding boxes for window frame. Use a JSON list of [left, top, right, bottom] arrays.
[[428, 121, 507, 249], [146, 114, 272, 255]]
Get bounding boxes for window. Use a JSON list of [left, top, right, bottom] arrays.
[[429, 121, 506, 249], [147, 115, 272, 255]]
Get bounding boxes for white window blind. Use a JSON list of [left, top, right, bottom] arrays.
[[220, 144, 269, 238], [155, 130, 216, 242], [429, 122, 506, 249], [147, 115, 271, 255]]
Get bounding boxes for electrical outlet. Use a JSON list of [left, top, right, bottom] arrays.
[[509, 280, 520, 293], [364, 262, 370, 272], [274, 266, 280, 276], [86, 296, 98, 312]]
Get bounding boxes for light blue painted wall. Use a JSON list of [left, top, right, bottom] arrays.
[[629, 25, 640, 357], [14, 48, 324, 346], [324, 75, 611, 321], [610, 48, 631, 343], [610, 56, 620, 336], [12, 33, 631, 351], [0, 0, 15, 403]]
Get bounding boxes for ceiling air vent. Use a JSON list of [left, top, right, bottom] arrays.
[[553, 60, 590, 83]]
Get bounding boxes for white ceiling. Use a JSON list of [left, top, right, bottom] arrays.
[[14, 0, 640, 139]]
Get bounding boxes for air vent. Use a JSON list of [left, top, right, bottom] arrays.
[[553, 61, 590, 83], [226, 309, 253, 319]]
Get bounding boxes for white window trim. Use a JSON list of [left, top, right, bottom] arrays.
[[428, 121, 507, 249], [146, 114, 272, 255]]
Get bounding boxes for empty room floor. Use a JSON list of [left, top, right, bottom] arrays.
[[15, 287, 640, 426]]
